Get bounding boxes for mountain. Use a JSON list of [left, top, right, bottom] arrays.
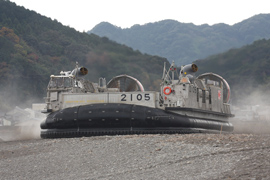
[[89, 14, 270, 65], [0, 0, 169, 111], [195, 38, 270, 105]]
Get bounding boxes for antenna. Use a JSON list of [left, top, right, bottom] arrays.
[[162, 62, 166, 80]]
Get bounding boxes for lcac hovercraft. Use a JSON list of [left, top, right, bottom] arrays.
[[40, 62, 234, 138]]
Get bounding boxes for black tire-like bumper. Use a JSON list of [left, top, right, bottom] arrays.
[[40, 103, 233, 138]]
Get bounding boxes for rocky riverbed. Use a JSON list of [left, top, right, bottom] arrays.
[[1, 133, 270, 180]]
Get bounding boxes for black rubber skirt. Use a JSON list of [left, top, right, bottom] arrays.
[[40, 103, 233, 138]]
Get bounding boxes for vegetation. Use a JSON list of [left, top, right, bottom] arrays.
[[0, 0, 168, 111], [89, 15, 270, 65]]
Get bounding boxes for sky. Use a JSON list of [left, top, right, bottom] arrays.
[[10, 0, 270, 32]]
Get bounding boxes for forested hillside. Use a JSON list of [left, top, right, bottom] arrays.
[[89, 14, 270, 65], [195, 38, 270, 105], [0, 0, 168, 111]]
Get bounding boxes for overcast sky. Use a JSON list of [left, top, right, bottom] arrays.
[[10, 0, 270, 32]]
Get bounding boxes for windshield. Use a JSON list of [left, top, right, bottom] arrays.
[[48, 77, 73, 88]]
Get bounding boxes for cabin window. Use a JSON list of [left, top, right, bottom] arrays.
[[64, 78, 73, 88], [49, 77, 72, 88], [49, 77, 63, 88]]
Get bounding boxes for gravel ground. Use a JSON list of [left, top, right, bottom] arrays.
[[1, 133, 270, 180]]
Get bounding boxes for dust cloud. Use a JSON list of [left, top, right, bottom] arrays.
[[0, 120, 42, 142], [0, 105, 46, 142], [231, 89, 270, 134]]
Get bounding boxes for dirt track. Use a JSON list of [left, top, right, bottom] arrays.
[[1, 133, 270, 180]]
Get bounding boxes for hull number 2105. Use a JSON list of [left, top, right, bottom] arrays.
[[121, 94, 150, 101]]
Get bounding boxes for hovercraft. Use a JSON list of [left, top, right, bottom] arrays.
[[40, 62, 234, 138]]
